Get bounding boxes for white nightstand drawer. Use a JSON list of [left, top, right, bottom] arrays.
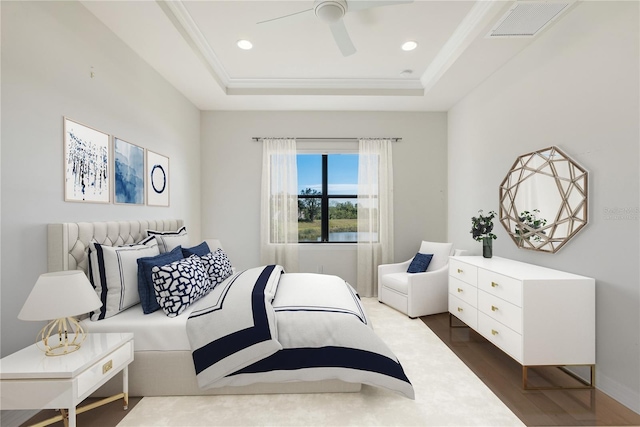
[[449, 294, 477, 329], [77, 340, 133, 399], [478, 312, 522, 363], [478, 269, 522, 307], [478, 290, 522, 334], [449, 276, 478, 307], [449, 259, 477, 287]]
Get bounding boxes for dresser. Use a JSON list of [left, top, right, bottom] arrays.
[[448, 256, 595, 389]]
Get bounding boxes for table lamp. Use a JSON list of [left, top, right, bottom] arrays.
[[18, 270, 102, 356]]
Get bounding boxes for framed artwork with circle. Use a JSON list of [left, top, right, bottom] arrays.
[[146, 150, 169, 206]]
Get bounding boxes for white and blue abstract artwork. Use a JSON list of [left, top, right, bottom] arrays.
[[64, 117, 110, 203], [114, 138, 145, 205], [146, 150, 170, 206]]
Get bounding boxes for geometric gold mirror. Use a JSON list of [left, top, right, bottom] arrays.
[[499, 146, 588, 253]]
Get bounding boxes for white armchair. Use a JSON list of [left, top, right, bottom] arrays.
[[378, 241, 460, 318]]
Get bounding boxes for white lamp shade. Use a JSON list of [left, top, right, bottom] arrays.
[[18, 270, 102, 321]]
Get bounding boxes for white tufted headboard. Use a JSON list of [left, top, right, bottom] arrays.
[[47, 219, 184, 274]]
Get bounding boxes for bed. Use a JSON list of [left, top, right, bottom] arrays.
[[47, 220, 414, 398]]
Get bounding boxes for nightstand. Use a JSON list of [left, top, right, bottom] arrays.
[[0, 332, 133, 427]]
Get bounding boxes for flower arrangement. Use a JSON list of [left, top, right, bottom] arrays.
[[515, 209, 547, 242], [470, 210, 497, 242]]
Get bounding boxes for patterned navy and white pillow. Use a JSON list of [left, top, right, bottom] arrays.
[[199, 248, 233, 288], [147, 226, 189, 254], [151, 255, 211, 317]]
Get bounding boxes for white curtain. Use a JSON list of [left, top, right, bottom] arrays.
[[260, 138, 299, 272], [357, 138, 394, 297]]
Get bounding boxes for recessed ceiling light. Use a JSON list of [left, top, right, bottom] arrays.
[[237, 39, 253, 50], [401, 41, 418, 51]]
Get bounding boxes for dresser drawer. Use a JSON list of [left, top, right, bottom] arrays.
[[449, 276, 478, 307], [478, 312, 522, 363], [478, 269, 522, 307], [478, 290, 522, 334], [449, 294, 477, 329], [77, 340, 133, 399], [449, 259, 477, 287]]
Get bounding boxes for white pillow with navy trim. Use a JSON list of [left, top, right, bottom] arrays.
[[147, 226, 189, 253], [88, 238, 159, 320]]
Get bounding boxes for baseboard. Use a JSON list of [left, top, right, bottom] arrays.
[[597, 372, 640, 415], [1, 409, 39, 427]]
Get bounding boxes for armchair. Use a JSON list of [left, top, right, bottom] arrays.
[[378, 241, 460, 318]]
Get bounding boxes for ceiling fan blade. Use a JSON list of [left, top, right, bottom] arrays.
[[329, 20, 356, 56], [256, 8, 313, 25], [347, 0, 413, 12]]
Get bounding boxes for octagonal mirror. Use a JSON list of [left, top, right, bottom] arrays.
[[499, 146, 588, 253]]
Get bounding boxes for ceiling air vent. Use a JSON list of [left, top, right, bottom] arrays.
[[487, 1, 573, 38]]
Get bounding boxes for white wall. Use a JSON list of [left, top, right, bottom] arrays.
[[448, 2, 639, 412], [200, 111, 448, 284], [1, 1, 202, 357]]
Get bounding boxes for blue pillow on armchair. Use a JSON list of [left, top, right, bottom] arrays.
[[407, 253, 433, 273], [137, 245, 184, 314]]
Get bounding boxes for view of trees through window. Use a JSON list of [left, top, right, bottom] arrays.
[[297, 154, 358, 242]]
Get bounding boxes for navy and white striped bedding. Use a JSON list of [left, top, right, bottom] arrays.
[[186, 265, 414, 399]]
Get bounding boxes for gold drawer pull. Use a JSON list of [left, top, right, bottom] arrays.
[[457, 288, 463, 293], [491, 329, 499, 336], [491, 281, 499, 288], [102, 359, 113, 374], [457, 307, 463, 312], [491, 305, 499, 311], [457, 268, 463, 274]]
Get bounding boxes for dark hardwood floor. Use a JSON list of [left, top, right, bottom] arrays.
[[421, 312, 640, 426]]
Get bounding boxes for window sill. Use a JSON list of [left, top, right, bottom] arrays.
[[298, 243, 357, 251]]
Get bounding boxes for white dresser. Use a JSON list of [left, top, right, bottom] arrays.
[[448, 256, 595, 388]]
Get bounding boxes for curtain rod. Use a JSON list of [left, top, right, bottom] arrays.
[[252, 137, 401, 142]]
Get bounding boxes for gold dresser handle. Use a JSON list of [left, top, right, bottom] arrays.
[[491, 281, 499, 288], [491, 329, 499, 336], [457, 288, 463, 293], [457, 307, 463, 312], [102, 359, 113, 374], [457, 268, 463, 274], [491, 305, 499, 311]]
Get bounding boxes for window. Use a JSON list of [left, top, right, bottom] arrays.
[[297, 154, 358, 242]]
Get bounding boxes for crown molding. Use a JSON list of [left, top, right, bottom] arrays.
[[420, 0, 510, 93], [156, 0, 231, 89], [157, 0, 425, 97], [226, 78, 424, 96]]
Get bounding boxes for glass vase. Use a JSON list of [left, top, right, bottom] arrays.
[[483, 238, 493, 258]]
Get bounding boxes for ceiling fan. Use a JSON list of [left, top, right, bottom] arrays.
[[257, 0, 413, 57]]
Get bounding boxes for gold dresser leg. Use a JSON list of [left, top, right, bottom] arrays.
[[523, 364, 595, 390]]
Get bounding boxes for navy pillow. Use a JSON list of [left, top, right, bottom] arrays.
[[407, 253, 434, 273], [182, 241, 211, 258], [137, 245, 184, 314]]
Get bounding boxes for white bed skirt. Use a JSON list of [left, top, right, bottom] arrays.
[[93, 350, 361, 397]]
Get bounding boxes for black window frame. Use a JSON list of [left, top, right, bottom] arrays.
[[298, 154, 358, 243]]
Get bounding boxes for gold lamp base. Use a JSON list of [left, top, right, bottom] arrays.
[[37, 317, 87, 357]]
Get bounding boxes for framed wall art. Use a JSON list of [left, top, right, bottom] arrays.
[[146, 150, 170, 206], [114, 137, 145, 205], [64, 117, 110, 203]]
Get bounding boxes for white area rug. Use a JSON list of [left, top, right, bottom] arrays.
[[117, 298, 524, 426]]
